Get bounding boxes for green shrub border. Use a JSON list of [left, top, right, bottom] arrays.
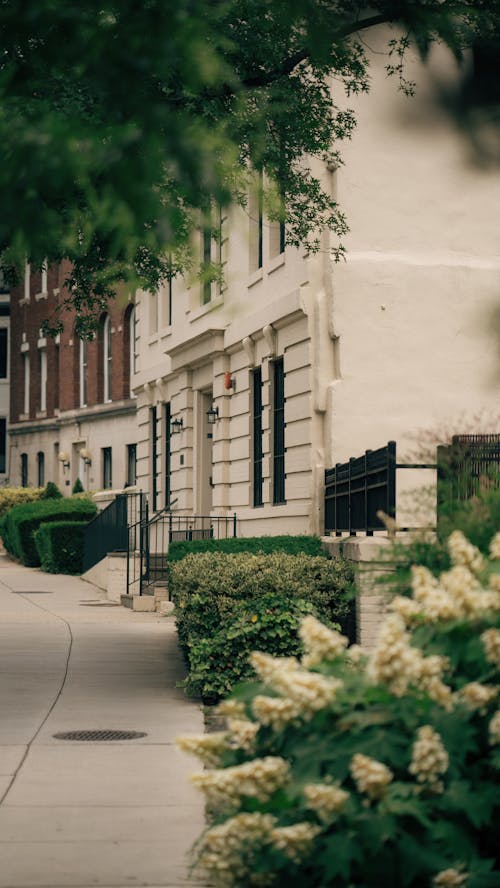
[[1, 498, 97, 566], [167, 534, 326, 563], [35, 520, 89, 574]]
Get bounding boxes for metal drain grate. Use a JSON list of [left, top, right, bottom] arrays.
[[53, 729, 147, 741], [79, 602, 120, 607]]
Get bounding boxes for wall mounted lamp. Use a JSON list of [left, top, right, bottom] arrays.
[[58, 451, 70, 470], [79, 448, 92, 467], [206, 405, 219, 425], [171, 417, 183, 434]]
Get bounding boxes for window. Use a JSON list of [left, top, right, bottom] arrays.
[[79, 339, 87, 407], [249, 172, 263, 272], [23, 353, 30, 415], [269, 219, 286, 259], [151, 406, 160, 511], [129, 306, 137, 394], [41, 260, 48, 295], [149, 291, 158, 335], [126, 444, 137, 487], [166, 274, 173, 326], [21, 453, 28, 487], [200, 205, 226, 305], [54, 343, 60, 410], [24, 262, 30, 302], [164, 402, 171, 508], [39, 349, 47, 412], [252, 368, 263, 507], [0, 418, 6, 473], [272, 357, 286, 504], [37, 451, 45, 487], [103, 315, 112, 402], [0, 328, 8, 378], [102, 447, 112, 489]]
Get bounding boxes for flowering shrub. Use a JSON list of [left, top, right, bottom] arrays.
[[171, 551, 353, 701], [179, 531, 500, 887]]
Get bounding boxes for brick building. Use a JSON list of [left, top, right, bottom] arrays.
[[9, 262, 137, 493]]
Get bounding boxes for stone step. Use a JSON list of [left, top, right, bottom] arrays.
[[120, 593, 156, 612]]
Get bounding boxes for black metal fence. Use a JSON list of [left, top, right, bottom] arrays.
[[83, 492, 146, 573], [325, 442, 397, 536], [437, 434, 500, 507]]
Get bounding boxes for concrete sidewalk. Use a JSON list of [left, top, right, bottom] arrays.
[[0, 551, 205, 888]]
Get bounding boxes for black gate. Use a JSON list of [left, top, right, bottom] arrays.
[[324, 442, 396, 536], [83, 492, 146, 572], [437, 434, 500, 506]]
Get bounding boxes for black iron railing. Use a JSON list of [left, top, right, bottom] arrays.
[[437, 434, 500, 507], [126, 509, 238, 596], [325, 443, 397, 536], [83, 491, 146, 572]]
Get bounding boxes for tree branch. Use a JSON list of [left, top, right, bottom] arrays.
[[241, 13, 390, 88]]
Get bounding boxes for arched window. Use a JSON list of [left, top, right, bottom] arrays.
[[103, 315, 112, 403]]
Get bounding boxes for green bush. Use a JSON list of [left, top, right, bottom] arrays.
[[72, 478, 84, 494], [40, 481, 63, 499], [180, 530, 500, 887], [167, 535, 325, 563], [0, 486, 44, 519], [170, 551, 354, 701], [34, 520, 88, 574], [0, 498, 97, 566]]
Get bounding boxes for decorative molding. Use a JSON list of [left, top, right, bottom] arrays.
[[262, 324, 277, 357], [242, 336, 255, 367]]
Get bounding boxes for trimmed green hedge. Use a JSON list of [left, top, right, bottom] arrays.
[[0, 498, 97, 566], [34, 520, 88, 574], [167, 534, 326, 563], [170, 550, 354, 701]]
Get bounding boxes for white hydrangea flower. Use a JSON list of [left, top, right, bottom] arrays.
[[270, 822, 322, 863], [367, 614, 452, 707], [408, 725, 448, 792], [490, 532, 500, 560], [303, 782, 349, 822], [250, 651, 342, 715], [215, 699, 247, 719], [411, 566, 462, 622], [350, 752, 393, 800], [448, 530, 485, 575], [346, 643, 365, 666], [197, 812, 277, 886], [488, 709, 500, 744], [389, 595, 423, 625], [299, 615, 348, 667], [456, 682, 498, 713], [250, 651, 299, 684], [481, 628, 500, 667], [227, 718, 259, 752], [191, 756, 290, 811], [432, 866, 468, 886], [252, 695, 302, 730], [177, 731, 229, 767]]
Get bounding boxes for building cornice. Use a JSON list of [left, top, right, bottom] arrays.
[[57, 399, 137, 426], [166, 328, 225, 371]]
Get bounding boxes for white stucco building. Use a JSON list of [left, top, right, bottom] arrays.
[[132, 35, 500, 538]]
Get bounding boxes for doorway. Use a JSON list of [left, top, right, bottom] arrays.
[[196, 390, 214, 517]]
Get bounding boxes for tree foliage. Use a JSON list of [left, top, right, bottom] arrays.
[[1, 1, 499, 328]]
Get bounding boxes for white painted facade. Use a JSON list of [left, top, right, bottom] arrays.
[[134, 36, 500, 536]]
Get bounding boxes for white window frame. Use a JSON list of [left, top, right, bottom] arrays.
[[23, 262, 30, 303], [103, 315, 112, 403], [41, 260, 48, 295], [39, 349, 47, 412], [23, 353, 30, 415], [79, 339, 87, 407]]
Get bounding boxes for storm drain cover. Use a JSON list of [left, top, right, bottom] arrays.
[[13, 590, 53, 594], [53, 729, 147, 741]]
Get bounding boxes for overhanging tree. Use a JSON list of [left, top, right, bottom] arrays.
[[0, 0, 499, 332]]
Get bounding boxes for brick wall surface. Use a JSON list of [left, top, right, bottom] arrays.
[[10, 266, 134, 421]]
